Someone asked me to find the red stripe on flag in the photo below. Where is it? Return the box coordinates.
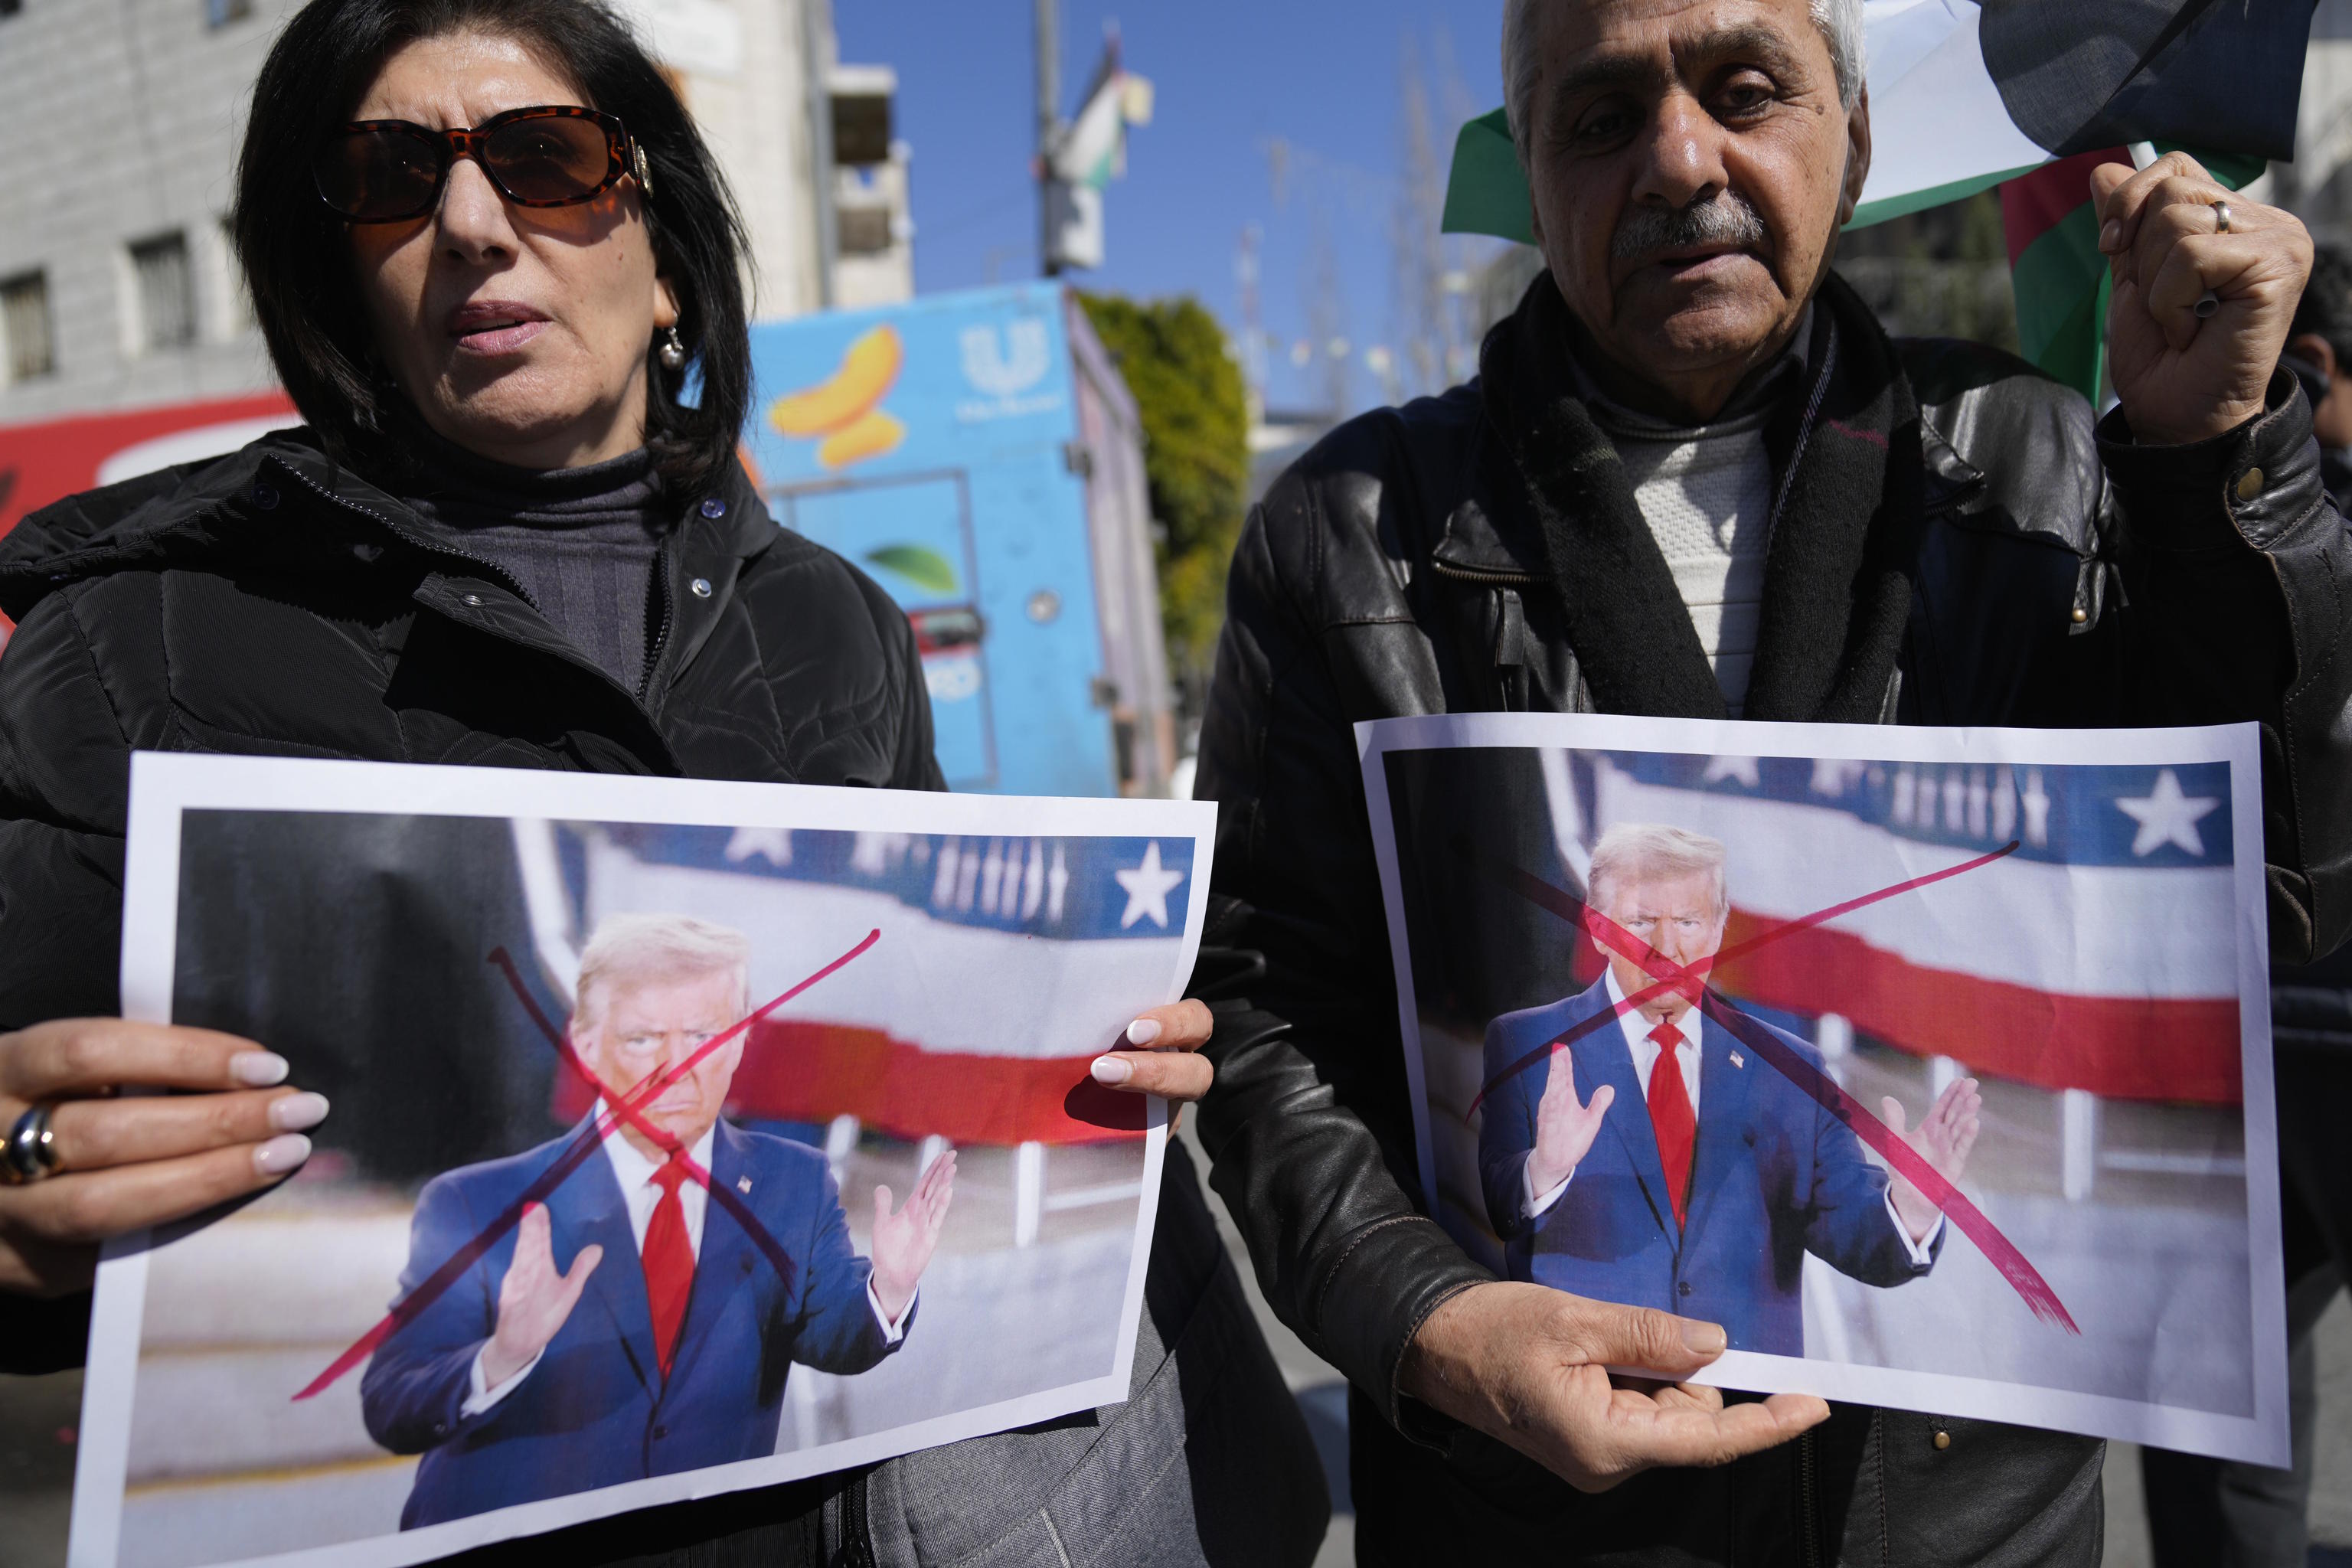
[554,1020,1149,1145]
[1712,912,2242,1105]
[1999,148,2127,268]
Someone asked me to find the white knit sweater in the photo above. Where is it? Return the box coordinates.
[1610,423,1772,715]
[1576,317,1808,717]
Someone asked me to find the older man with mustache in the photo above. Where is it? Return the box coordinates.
[1186,0,2352,1562]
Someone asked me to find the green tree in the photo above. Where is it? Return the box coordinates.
[1076,292,1249,695]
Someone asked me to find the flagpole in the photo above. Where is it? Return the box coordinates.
[1036,0,1063,278]
[2126,140,2220,325]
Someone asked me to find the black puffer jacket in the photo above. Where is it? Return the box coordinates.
[0,430,1329,1568]
[0,430,941,1037]
[1191,281,2352,1564]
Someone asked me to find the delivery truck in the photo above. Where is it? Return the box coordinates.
[742,283,1174,799]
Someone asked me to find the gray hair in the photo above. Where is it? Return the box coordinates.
[573,912,751,1024]
[1502,0,1864,164]
[1587,823,1730,919]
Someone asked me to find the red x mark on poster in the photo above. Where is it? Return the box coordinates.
[291,930,880,1402]
[1462,840,2079,1334]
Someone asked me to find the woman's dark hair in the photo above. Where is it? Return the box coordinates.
[232,0,750,497]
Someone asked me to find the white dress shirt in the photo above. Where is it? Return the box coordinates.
[462,1112,910,1416]
[608,1119,720,1254]
[1520,973,1944,1266]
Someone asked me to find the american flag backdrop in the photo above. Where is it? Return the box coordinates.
[1566,751,2242,1104]
[1362,718,2279,1455]
[521,822,1196,1144]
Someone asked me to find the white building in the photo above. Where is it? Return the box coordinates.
[2274,0,2352,243]
[826,62,916,309]
[0,0,913,426]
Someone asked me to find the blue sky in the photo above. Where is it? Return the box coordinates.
[835,0,1512,417]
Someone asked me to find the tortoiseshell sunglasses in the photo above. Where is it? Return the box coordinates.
[314,104,652,224]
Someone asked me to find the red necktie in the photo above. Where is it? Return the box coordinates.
[1647,1019,1697,1228]
[642,1155,695,1380]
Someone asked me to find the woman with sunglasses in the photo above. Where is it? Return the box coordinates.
[0,1,1325,1563]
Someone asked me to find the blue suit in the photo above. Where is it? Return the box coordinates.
[1478,976,1936,1356]
[361,1119,903,1528]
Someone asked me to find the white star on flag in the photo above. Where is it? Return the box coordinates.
[2115,769,2220,858]
[1808,759,1865,797]
[1702,755,1762,788]
[1114,841,1186,929]
[724,826,793,867]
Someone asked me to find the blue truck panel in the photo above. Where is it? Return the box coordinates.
[745,283,1160,798]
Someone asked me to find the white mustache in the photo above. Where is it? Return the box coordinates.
[1612,192,1769,261]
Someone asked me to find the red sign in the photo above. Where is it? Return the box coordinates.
[0,391,299,542]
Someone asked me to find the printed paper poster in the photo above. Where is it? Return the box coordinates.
[1358,713,2285,1463]
[70,756,1210,1568]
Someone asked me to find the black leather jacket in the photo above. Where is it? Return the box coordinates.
[1190,325,2352,1563]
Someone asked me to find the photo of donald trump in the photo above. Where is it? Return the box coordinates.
[360,913,955,1528]
[1477,825,1978,1357]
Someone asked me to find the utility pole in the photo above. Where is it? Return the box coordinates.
[1035,0,1063,276]
[1236,224,1266,427]
[804,0,839,309]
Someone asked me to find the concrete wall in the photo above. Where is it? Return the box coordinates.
[0,0,897,426]
[0,0,290,423]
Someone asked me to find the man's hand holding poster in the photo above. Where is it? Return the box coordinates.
[1359,713,2287,1465]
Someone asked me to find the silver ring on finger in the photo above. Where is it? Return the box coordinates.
[3,1102,59,1185]
[2194,201,2230,318]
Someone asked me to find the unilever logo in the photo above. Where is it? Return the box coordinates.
[960,319,1050,394]
[956,318,1060,421]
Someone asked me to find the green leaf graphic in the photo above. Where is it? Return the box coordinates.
[864,544,960,596]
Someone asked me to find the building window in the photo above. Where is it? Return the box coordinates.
[2,273,54,382]
[837,207,893,256]
[831,93,893,166]
[130,232,197,353]
[205,0,253,25]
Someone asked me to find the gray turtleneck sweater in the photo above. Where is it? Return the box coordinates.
[396,437,672,695]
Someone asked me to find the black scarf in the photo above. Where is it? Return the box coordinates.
[1479,269,1925,724]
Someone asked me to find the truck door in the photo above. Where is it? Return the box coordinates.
[774,472,996,790]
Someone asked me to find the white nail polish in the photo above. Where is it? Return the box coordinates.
[270,1093,330,1132]
[230,1051,291,1087]
[1090,1056,1133,1086]
[253,1133,312,1175]
[1125,1018,1162,1047]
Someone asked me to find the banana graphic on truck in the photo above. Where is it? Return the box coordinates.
[766,324,906,469]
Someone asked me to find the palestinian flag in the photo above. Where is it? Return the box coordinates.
[1998,145,2262,401]
[1442,0,2317,396]
[1041,36,1155,273]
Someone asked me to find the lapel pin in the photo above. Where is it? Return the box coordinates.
[737,1176,753,1194]
[1730,1050,1746,1069]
